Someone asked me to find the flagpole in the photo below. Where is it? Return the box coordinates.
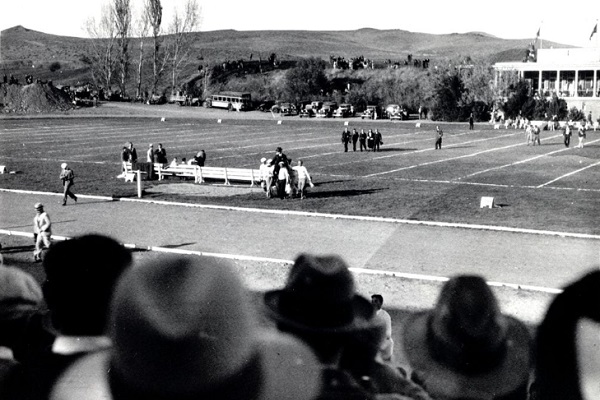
[540,20,543,50]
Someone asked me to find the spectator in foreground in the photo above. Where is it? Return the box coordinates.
[50,255,321,400]
[264,253,378,399]
[0,265,44,361]
[9,234,132,400]
[371,294,393,363]
[401,275,532,400]
[531,270,600,400]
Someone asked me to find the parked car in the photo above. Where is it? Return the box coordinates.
[257,101,276,112]
[148,94,167,105]
[332,104,353,118]
[389,109,409,120]
[271,102,297,115]
[299,108,315,118]
[316,108,332,118]
[361,105,381,119]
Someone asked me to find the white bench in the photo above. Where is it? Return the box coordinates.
[123,162,261,186]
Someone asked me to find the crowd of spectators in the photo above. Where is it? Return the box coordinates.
[0,233,598,399]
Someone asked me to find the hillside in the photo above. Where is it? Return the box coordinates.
[1,25,571,88]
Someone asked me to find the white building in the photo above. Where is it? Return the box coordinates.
[494,47,600,118]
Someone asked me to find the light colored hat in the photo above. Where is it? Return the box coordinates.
[261,157,267,163]
[34,203,44,210]
[50,255,321,400]
[0,266,43,319]
[60,163,68,169]
[149,143,153,147]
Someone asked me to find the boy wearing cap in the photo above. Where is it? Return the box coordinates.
[59,163,77,206]
[33,203,51,262]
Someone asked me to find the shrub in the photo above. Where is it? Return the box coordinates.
[49,62,62,72]
[568,107,585,121]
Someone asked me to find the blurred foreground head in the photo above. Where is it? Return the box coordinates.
[534,270,600,400]
[51,255,321,400]
[403,275,532,400]
[42,234,132,336]
[264,253,375,363]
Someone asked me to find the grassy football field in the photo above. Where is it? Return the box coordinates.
[1,103,599,235]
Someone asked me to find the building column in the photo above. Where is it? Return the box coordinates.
[538,70,543,94]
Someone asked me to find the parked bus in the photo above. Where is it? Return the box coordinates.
[207,92,252,111]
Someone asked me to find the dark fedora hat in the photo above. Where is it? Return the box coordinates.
[402,275,532,399]
[264,253,375,334]
[50,255,321,400]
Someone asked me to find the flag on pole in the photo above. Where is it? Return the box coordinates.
[590,23,598,40]
[536,27,541,39]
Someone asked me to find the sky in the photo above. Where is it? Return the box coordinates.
[1,0,600,48]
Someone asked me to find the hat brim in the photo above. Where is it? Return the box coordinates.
[264,290,375,334]
[50,331,321,400]
[402,311,532,399]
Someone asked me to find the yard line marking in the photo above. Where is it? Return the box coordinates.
[364,141,526,178]
[0,229,563,295]
[454,134,569,180]
[537,159,600,188]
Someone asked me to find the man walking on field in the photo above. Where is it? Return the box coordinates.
[33,203,51,262]
[59,163,77,206]
[435,126,443,149]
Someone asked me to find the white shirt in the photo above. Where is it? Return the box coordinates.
[292,165,311,181]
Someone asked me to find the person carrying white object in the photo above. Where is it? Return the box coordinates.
[292,159,314,200]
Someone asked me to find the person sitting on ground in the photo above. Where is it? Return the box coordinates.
[401,275,532,400]
[263,253,378,399]
[50,255,322,400]
[6,234,132,400]
[529,270,600,400]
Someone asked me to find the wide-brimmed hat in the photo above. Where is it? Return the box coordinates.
[50,255,321,400]
[0,266,43,319]
[264,253,375,334]
[402,275,532,399]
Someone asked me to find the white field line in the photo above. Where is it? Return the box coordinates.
[2,187,599,241]
[0,229,563,295]
[537,159,600,188]
[454,134,587,180]
[365,140,528,178]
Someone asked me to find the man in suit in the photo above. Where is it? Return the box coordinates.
[342,127,352,152]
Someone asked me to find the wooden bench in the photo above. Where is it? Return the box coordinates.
[122,162,261,186]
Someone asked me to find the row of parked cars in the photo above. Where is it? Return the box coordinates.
[257,100,409,120]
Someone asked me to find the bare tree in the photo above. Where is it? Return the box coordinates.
[167,0,201,95]
[86,4,118,96]
[132,4,150,100]
[145,0,168,95]
[113,0,131,97]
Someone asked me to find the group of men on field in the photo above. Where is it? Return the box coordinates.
[342,127,383,152]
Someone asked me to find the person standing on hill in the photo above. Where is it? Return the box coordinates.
[352,129,359,151]
[342,127,351,152]
[33,203,52,262]
[59,163,77,206]
[435,126,443,149]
